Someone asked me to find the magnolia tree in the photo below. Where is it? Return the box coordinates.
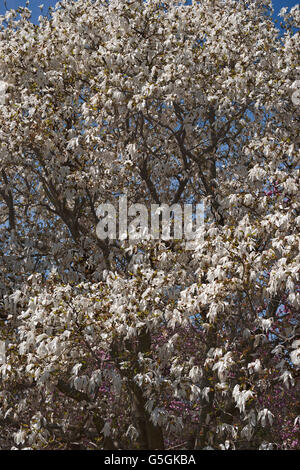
[0,0,299,450]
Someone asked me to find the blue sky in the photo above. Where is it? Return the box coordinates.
[1,0,55,21]
[0,0,299,23]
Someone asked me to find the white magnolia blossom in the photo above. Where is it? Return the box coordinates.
[290,340,300,366]
[258,409,274,427]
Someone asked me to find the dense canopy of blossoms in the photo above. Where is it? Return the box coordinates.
[0,0,299,450]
